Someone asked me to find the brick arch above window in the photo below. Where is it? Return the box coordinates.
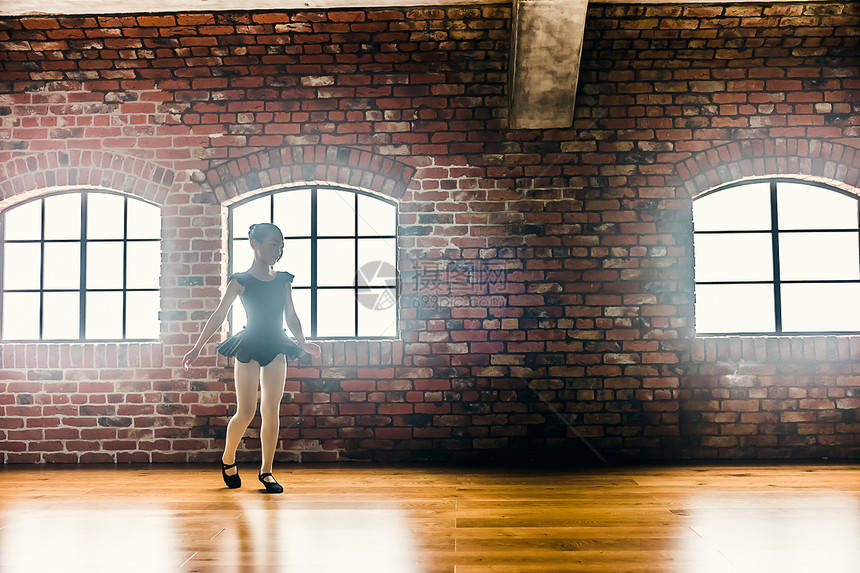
[203,145,417,204]
[0,150,175,210]
[674,138,860,198]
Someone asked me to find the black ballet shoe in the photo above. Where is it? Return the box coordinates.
[221,461,241,489]
[258,472,283,494]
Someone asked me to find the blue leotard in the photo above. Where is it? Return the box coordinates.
[216,271,309,366]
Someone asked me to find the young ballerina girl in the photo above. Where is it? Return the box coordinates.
[182,222,321,493]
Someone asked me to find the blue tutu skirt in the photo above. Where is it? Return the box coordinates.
[217,328,309,367]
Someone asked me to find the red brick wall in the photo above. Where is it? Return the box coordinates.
[1,3,858,464]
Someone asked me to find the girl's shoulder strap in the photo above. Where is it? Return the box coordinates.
[228,272,248,286]
[277,270,295,284]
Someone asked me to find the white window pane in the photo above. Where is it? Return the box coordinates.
[286,287,311,338]
[693,233,773,282]
[274,189,311,238]
[2,292,40,340]
[781,284,860,332]
[358,288,397,337]
[317,189,356,237]
[85,291,122,339]
[126,200,160,240]
[693,183,771,232]
[230,298,248,332]
[779,232,860,281]
[125,291,159,339]
[86,242,124,289]
[87,193,125,239]
[317,288,355,337]
[358,194,396,237]
[43,292,79,339]
[44,194,81,240]
[43,242,81,290]
[357,239,397,287]
[778,182,859,230]
[695,284,775,334]
[232,197,270,240]
[228,188,398,340]
[2,243,41,290]
[230,239,254,274]
[318,239,355,286]
[275,239,310,287]
[3,199,41,240]
[126,241,160,289]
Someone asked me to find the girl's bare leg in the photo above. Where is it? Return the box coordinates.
[222,358,261,475]
[259,353,287,479]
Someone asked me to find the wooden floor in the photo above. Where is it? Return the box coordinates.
[0,463,858,572]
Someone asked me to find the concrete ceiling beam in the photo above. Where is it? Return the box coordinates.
[508,0,588,130]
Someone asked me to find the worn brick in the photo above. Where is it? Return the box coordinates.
[0,3,856,465]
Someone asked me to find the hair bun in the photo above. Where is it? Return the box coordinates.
[248,222,282,241]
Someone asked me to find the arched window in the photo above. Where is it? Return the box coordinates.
[693,179,860,335]
[0,190,161,341]
[228,185,398,339]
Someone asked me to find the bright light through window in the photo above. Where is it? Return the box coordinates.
[0,191,161,341]
[693,180,860,335]
[679,494,860,572]
[0,507,182,570]
[228,186,398,339]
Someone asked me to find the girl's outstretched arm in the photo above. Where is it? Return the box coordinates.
[182,278,243,370]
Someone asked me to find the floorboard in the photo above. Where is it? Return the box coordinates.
[0,462,858,572]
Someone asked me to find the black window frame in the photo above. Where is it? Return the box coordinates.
[0,189,161,342]
[227,185,399,340]
[693,178,860,336]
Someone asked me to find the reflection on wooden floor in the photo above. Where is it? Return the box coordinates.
[1,463,859,572]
